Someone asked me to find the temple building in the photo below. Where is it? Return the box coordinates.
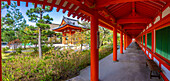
[53,16,89,44]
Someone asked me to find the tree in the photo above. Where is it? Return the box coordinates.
[68,21,91,51]
[99,26,113,47]
[1,1,9,9]
[2,2,26,30]
[26,5,53,58]
[1,2,27,45]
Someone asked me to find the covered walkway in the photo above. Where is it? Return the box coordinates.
[68,42,161,81]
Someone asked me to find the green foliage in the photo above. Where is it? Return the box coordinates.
[42,45,50,53]
[2,2,26,30]
[26,4,53,58]
[2,29,17,42]
[36,23,50,29]
[16,47,22,54]
[1,1,9,9]
[2,44,113,81]
[2,47,9,53]
[33,47,38,53]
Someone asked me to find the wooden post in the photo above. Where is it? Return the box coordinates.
[113,27,117,61]
[62,32,66,44]
[69,30,72,44]
[0,1,2,80]
[145,33,147,47]
[124,34,126,50]
[142,34,143,46]
[120,31,123,54]
[152,29,155,53]
[90,11,99,81]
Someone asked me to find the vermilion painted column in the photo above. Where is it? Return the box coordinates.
[120,31,123,54]
[113,27,117,61]
[69,30,72,44]
[126,35,128,48]
[142,34,143,46]
[145,33,147,47]
[151,29,154,53]
[62,32,66,44]
[90,12,99,81]
[0,1,2,81]
[124,34,126,50]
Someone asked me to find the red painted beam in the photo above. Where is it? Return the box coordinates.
[50,0,57,10]
[17,0,20,6]
[95,0,169,8]
[123,26,146,29]
[117,18,152,24]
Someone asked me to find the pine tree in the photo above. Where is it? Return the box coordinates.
[26,5,53,58]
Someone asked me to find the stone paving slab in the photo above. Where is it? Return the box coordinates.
[67,42,162,81]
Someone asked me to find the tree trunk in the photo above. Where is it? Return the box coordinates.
[80,42,83,51]
[38,28,42,58]
[24,43,26,49]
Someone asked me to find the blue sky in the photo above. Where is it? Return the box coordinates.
[1,1,80,26]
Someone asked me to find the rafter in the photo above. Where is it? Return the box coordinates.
[95,0,169,8]
[101,8,116,22]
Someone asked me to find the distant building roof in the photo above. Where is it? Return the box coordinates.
[52,16,88,31]
[46,23,60,31]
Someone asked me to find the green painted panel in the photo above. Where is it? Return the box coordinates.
[156,26,170,60]
[156,29,162,55]
[168,26,170,60]
[143,35,145,45]
[147,33,152,49]
[162,28,167,58]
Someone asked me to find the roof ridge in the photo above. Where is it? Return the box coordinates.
[63,16,78,21]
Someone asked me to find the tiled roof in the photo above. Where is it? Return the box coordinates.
[52,16,88,30]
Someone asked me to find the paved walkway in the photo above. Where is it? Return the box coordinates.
[68,42,161,81]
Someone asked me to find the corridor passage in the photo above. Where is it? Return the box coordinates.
[69,42,161,81]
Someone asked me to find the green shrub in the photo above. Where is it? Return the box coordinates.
[2,44,113,81]
[2,47,9,53]
[33,47,38,52]
[42,45,50,53]
[16,47,22,54]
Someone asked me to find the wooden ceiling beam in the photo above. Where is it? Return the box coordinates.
[117,18,152,24]
[123,26,145,29]
[95,0,169,8]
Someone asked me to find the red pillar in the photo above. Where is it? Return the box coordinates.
[142,34,143,46]
[124,34,126,50]
[145,33,147,47]
[90,12,99,81]
[0,1,2,81]
[151,29,154,53]
[62,32,66,44]
[120,31,123,54]
[126,35,128,48]
[69,30,72,44]
[113,27,117,61]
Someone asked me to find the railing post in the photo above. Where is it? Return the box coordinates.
[90,11,99,81]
